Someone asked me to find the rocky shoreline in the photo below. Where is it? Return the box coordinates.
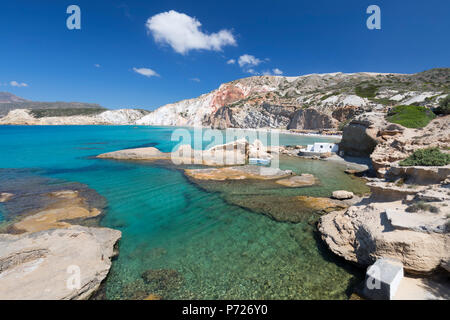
[0,182,121,300]
[318,113,450,299]
[1,113,448,300]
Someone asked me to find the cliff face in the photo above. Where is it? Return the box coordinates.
[287,108,338,130]
[137,69,449,130]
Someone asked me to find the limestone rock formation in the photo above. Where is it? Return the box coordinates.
[0,226,121,300]
[371,115,450,176]
[339,112,387,157]
[98,139,275,166]
[319,201,449,274]
[97,146,168,161]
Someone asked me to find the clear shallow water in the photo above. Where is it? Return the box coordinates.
[0,125,364,299]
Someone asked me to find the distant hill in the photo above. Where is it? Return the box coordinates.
[0,92,107,116]
[0,92,28,104]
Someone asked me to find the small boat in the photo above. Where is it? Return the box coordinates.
[249,158,271,165]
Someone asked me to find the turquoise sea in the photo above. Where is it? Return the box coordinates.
[0,125,366,299]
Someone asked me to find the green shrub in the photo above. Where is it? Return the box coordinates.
[387,105,436,128]
[355,84,378,98]
[30,108,106,118]
[399,147,450,166]
[406,201,439,213]
[434,95,450,115]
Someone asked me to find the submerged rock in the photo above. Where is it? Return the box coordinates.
[141,269,184,291]
[185,165,293,181]
[0,192,13,203]
[12,189,102,233]
[275,174,318,187]
[0,225,121,300]
[144,293,163,300]
[228,194,348,223]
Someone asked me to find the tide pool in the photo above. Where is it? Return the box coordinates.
[0,125,364,299]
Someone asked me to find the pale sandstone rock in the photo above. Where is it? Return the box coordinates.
[332,190,354,200]
[366,180,425,202]
[385,209,448,234]
[97,147,168,161]
[97,139,274,166]
[0,226,121,300]
[371,115,450,177]
[318,201,450,274]
[385,165,450,185]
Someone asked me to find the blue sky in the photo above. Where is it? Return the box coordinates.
[0,0,449,110]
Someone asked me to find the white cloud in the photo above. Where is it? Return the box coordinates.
[226,59,235,64]
[238,54,262,68]
[146,10,236,54]
[10,81,28,87]
[262,68,284,76]
[133,67,160,77]
[94,64,101,68]
[190,77,201,82]
[247,69,258,75]
[272,68,283,75]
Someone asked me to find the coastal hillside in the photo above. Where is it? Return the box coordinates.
[0,93,150,125]
[1,68,448,127]
[0,92,28,104]
[0,94,108,117]
[136,68,450,129]
[0,108,149,125]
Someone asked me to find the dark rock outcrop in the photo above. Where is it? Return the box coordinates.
[287,108,338,130]
[339,113,386,157]
[331,105,364,122]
